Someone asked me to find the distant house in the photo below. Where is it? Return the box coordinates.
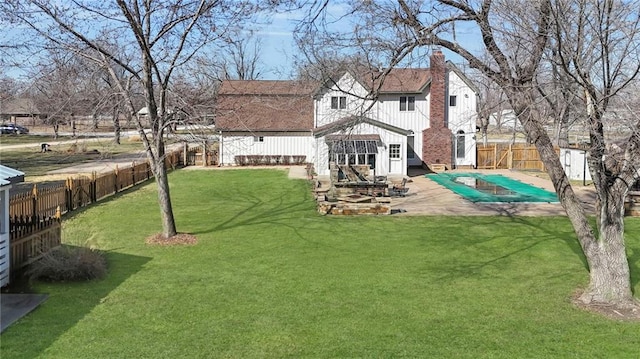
[214,50,480,176]
[1,98,43,126]
[0,165,25,287]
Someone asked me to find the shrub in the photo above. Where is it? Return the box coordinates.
[247,155,263,166]
[292,155,307,165]
[234,155,248,166]
[26,245,107,282]
[267,155,282,165]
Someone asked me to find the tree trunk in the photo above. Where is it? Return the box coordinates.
[92,109,99,130]
[510,90,634,305]
[580,185,633,304]
[146,137,177,239]
[112,107,121,145]
[554,115,570,148]
[153,158,178,239]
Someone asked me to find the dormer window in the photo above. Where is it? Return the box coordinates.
[400,96,415,111]
[331,96,347,109]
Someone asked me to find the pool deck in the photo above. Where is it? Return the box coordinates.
[389,168,595,216]
[198,165,595,217]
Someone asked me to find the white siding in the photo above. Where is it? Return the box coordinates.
[0,186,10,287]
[374,93,428,166]
[220,134,315,166]
[313,121,407,176]
[447,71,478,167]
[315,73,372,127]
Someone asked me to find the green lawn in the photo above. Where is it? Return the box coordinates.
[3,169,640,358]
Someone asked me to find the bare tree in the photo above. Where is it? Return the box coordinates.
[548,0,640,305]
[0,75,25,122]
[28,50,84,139]
[473,68,509,145]
[5,0,281,239]
[221,33,265,80]
[299,0,640,310]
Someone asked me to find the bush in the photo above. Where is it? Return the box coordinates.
[292,155,307,165]
[26,245,107,282]
[234,155,247,166]
[247,155,263,166]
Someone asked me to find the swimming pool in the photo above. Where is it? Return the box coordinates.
[426,172,558,203]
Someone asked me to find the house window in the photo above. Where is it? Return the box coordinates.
[389,144,401,158]
[254,136,264,142]
[400,96,415,111]
[367,154,376,169]
[328,139,379,168]
[456,130,465,158]
[331,96,347,109]
[449,95,457,107]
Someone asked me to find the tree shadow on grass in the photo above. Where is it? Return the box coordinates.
[0,249,151,358]
[426,215,588,283]
[192,181,317,238]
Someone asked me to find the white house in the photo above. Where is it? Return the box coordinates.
[312,50,479,176]
[215,50,479,177]
[0,165,24,287]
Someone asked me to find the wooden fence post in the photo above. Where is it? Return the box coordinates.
[131,162,136,185]
[91,171,97,203]
[65,177,73,212]
[31,184,38,218]
[114,165,119,193]
[183,142,188,166]
[508,144,513,169]
[493,144,498,170]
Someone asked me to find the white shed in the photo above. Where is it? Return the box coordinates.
[0,165,25,287]
[560,148,592,182]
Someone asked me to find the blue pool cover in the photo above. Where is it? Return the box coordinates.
[426,172,559,203]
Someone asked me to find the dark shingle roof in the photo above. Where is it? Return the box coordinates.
[215,80,314,132]
[364,68,431,93]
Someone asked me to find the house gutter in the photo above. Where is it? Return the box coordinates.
[218,130,223,166]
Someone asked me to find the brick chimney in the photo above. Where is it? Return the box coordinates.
[422,50,452,169]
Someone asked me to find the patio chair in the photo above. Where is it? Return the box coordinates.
[389,178,409,197]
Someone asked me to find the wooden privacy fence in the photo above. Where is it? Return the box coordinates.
[8,147,184,275]
[9,148,182,219]
[477,143,559,171]
[10,216,62,272]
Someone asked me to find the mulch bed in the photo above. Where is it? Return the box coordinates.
[145,233,198,246]
[572,290,640,321]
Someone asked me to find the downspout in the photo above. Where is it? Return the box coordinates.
[218,130,223,166]
[583,150,587,186]
[314,95,319,174]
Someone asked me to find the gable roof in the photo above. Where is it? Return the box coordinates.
[365,68,431,93]
[316,68,432,96]
[317,63,481,97]
[313,115,413,138]
[446,61,480,95]
[215,80,315,132]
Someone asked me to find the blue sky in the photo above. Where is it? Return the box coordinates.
[254,7,481,80]
[1,4,481,82]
